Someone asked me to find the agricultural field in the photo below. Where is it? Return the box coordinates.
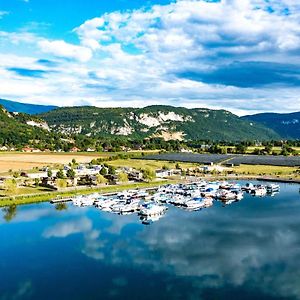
[0,152,110,174]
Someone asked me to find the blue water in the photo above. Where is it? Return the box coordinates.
[1,181,300,300]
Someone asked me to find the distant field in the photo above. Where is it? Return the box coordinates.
[0,152,108,173]
[233,164,298,176]
[107,159,197,171]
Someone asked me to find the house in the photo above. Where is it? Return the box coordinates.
[70,147,80,153]
[0,146,8,151]
[22,147,34,153]
[86,148,95,152]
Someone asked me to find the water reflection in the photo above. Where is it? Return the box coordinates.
[54,203,68,211]
[1,182,300,299]
[2,205,17,222]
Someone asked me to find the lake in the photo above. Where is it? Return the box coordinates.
[1,181,300,300]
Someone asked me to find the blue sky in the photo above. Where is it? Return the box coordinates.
[0,0,300,115]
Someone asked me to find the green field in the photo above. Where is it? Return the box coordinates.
[233,164,299,176]
[107,159,197,171]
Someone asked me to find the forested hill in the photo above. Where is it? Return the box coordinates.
[0,98,57,114]
[38,105,280,141]
[242,112,300,139]
[0,106,63,148]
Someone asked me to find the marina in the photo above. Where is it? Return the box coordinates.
[64,180,282,224]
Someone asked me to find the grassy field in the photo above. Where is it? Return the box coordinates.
[233,164,299,176]
[107,159,198,171]
[0,186,54,197]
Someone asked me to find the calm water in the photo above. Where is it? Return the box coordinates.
[1,181,300,300]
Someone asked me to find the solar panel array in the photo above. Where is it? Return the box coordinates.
[141,153,300,167]
[141,153,232,164]
[226,155,300,167]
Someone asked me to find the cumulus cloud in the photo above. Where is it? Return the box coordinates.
[1,0,300,114]
[38,40,93,62]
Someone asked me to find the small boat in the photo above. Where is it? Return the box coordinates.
[183,197,213,210]
[266,184,280,193]
[73,195,95,207]
[242,183,254,191]
[140,212,166,225]
[139,203,168,216]
[252,186,267,197]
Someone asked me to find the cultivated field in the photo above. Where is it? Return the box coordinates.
[0,152,107,173]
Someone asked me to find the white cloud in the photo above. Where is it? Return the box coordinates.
[38,39,93,62]
[0,0,300,114]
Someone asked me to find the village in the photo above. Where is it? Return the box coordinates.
[0,156,231,197]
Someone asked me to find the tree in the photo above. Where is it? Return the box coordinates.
[3,179,17,193]
[56,169,65,179]
[108,166,116,175]
[100,167,108,176]
[66,168,76,179]
[118,172,129,183]
[142,168,156,181]
[34,178,40,187]
[56,179,67,189]
[96,174,108,185]
[47,169,53,177]
[175,163,181,169]
[235,144,247,154]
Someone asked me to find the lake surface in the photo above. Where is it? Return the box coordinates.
[1,181,300,300]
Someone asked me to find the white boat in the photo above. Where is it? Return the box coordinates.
[252,186,267,197]
[266,184,280,193]
[97,198,119,210]
[183,197,213,210]
[140,212,166,225]
[242,183,254,191]
[139,203,168,216]
[111,200,140,214]
[73,195,95,207]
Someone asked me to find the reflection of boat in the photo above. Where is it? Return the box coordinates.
[139,203,168,216]
[266,184,280,193]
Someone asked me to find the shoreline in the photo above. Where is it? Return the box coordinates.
[1,175,299,208]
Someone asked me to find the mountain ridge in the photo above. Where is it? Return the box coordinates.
[0,98,57,114]
[38,105,280,141]
[242,111,300,139]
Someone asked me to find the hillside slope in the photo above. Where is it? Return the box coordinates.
[242,112,300,139]
[0,106,62,148]
[39,105,280,141]
[0,98,57,114]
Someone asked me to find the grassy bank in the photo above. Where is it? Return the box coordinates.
[0,180,177,207]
